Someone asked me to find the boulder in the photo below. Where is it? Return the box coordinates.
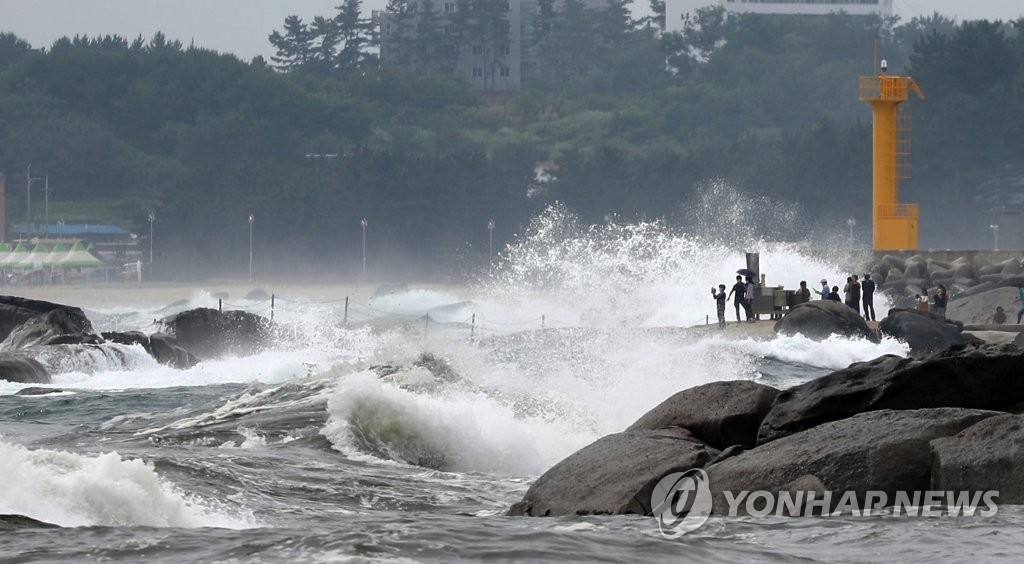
[626,380,779,449]
[943,286,1018,325]
[707,408,999,515]
[159,308,272,359]
[15,387,63,396]
[878,309,978,358]
[0,357,49,384]
[102,331,199,369]
[757,343,1024,444]
[0,297,94,351]
[930,414,1024,503]
[507,428,717,516]
[773,300,877,342]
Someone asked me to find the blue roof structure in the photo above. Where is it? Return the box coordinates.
[14,224,130,236]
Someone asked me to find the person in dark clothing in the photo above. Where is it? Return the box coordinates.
[712,284,727,329]
[993,306,1007,325]
[744,276,756,322]
[933,284,948,319]
[828,285,841,302]
[727,275,746,322]
[862,273,876,321]
[849,274,861,315]
[797,280,811,303]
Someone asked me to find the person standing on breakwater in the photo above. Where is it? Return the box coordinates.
[993,306,1007,325]
[862,274,876,321]
[1017,284,1024,324]
[814,279,830,300]
[828,286,842,302]
[933,284,948,319]
[744,276,756,322]
[849,275,862,315]
[712,284,727,329]
[797,281,811,303]
[727,275,746,323]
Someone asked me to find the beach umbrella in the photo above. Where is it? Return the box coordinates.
[60,241,105,268]
[0,242,29,268]
[43,242,69,267]
[17,243,49,271]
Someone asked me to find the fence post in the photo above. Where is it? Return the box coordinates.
[344,296,349,325]
[271,294,275,322]
[423,314,429,337]
[542,314,545,330]
[706,314,709,325]
[218,299,222,313]
[471,313,475,340]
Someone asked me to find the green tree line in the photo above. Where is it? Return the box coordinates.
[0,9,1022,280]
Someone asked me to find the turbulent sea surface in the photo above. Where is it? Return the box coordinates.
[0,208,1016,562]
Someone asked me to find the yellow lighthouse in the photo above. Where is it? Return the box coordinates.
[859,61,924,250]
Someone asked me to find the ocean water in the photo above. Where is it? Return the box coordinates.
[0,207,1013,562]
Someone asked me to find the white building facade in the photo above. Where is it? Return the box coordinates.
[667,0,894,33]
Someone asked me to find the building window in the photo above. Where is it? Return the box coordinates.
[472,45,483,55]
[445,1,456,12]
[501,44,510,56]
[472,67,482,77]
[385,23,391,36]
[500,66,510,77]
[445,23,456,34]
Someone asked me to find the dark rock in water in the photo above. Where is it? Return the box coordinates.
[508,428,717,517]
[773,300,877,342]
[0,297,94,350]
[878,309,978,358]
[0,357,49,384]
[757,343,1024,444]
[708,409,998,515]
[0,514,60,529]
[931,415,1024,504]
[15,386,62,396]
[244,288,271,301]
[102,331,199,369]
[626,380,779,450]
[159,308,272,360]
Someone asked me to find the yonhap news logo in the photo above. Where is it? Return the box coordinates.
[651,471,999,538]
[650,469,713,539]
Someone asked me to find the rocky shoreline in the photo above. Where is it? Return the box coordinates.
[509,295,1024,518]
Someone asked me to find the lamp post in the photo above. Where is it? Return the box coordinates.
[990,224,1000,251]
[25,164,41,237]
[487,219,495,272]
[43,175,50,237]
[58,219,64,239]
[360,218,368,279]
[847,217,856,248]
[148,212,155,264]
[248,214,254,282]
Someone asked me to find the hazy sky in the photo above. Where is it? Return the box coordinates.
[2,0,1023,62]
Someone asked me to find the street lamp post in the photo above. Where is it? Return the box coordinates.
[990,224,1000,251]
[58,219,64,239]
[25,164,41,237]
[148,212,155,264]
[487,219,495,272]
[360,218,368,279]
[43,175,50,237]
[248,214,254,282]
[847,217,856,247]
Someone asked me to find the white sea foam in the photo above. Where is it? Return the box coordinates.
[0,437,256,528]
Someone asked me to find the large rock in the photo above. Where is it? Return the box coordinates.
[507,428,717,516]
[707,409,999,515]
[626,380,779,449]
[102,331,199,369]
[930,415,1024,503]
[159,308,272,359]
[757,343,1024,444]
[878,309,978,358]
[773,300,876,342]
[0,297,95,351]
[944,286,1018,326]
[0,357,49,384]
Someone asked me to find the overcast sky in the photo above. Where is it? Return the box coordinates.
[2,0,1022,62]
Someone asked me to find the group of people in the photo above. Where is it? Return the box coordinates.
[914,285,949,318]
[810,274,878,321]
[711,275,757,329]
